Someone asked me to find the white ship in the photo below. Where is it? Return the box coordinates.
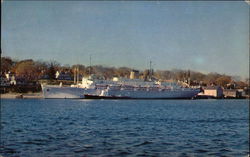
[41,78,93,99]
[42,85,88,99]
[41,77,114,99]
[42,77,200,99]
[41,58,112,99]
[42,63,200,99]
[84,78,201,99]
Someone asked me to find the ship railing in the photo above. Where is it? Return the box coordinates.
[103,84,185,92]
[95,84,109,89]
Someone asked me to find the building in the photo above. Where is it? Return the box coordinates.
[5,72,16,85]
[0,75,10,86]
[55,71,73,80]
[202,86,223,98]
[130,70,140,79]
[223,89,242,98]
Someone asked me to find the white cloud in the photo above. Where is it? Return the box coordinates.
[245,0,250,5]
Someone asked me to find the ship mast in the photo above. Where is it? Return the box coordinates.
[187,69,191,86]
[89,55,92,76]
[74,67,76,84]
[76,66,79,84]
[149,60,152,81]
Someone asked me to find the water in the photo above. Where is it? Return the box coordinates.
[0,99,249,157]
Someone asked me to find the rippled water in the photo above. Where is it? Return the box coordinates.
[0,99,249,157]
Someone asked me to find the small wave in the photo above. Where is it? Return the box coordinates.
[46,135,56,140]
[135,153,148,156]
[219,148,231,152]
[22,138,50,146]
[212,139,222,142]
[126,132,138,136]
[83,144,94,148]
[102,141,114,146]
[89,116,97,120]
[178,152,190,157]
[13,129,22,133]
[0,147,17,154]
[68,122,74,125]
[116,150,131,155]
[74,149,87,153]
[134,141,153,147]
[175,118,243,124]
[55,136,67,140]
[215,133,227,137]
[52,121,59,125]
[44,147,59,152]
[161,142,174,146]
[63,117,70,120]
[1,121,8,125]
[22,141,45,146]
[195,149,209,153]
[122,117,129,120]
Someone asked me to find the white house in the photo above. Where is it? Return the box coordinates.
[200,86,223,98]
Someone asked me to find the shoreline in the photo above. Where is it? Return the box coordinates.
[1,93,43,99]
[0,92,249,99]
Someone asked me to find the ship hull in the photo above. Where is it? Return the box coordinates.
[41,85,96,99]
[85,89,200,99]
[84,95,195,99]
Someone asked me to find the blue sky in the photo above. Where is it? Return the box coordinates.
[2,1,249,78]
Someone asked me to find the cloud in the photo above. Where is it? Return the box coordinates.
[245,0,250,5]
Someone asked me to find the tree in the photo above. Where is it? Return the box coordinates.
[116,67,131,78]
[14,59,39,80]
[1,57,14,74]
[215,76,232,87]
[48,63,56,80]
[190,71,206,82]
[235,81,248,89]
[204,72,222,86]
[155,70,172,80]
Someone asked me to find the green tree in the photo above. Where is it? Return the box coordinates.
[48,63,56,80]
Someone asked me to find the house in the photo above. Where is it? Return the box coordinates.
[55,71,73,81]
[130,70,140,79]
[223,89,242,98]
[0,75,10,86]
[5,72,17,85]
[40,74,50,80]
[202,86,224,98]
[239,88,250,98]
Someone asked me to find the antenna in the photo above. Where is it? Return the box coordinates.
[89,55,92,76]
[149,60,152,80]
[150,61,152,71]
[77,66,79,84]
[188,70,191,86]
[74,67,76,84]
